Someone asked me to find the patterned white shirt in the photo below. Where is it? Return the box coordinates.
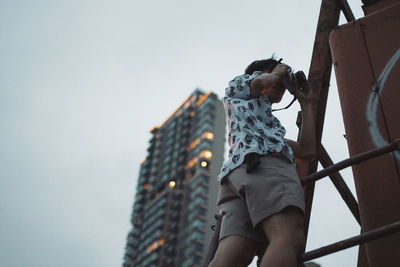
[218,71,295,181]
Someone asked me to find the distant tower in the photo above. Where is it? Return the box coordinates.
[123,89,226,267]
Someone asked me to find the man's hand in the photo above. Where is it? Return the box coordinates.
[272,63,290,79]
[250,63,290,98]
[287,79,319,161]
[295,79,319,111]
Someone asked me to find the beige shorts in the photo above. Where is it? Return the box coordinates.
[217,154,305,243]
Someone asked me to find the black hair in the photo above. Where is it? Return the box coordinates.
[244,56,281,75]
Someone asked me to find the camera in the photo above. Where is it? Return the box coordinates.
[271,61,311,112]
[284,70,310,97]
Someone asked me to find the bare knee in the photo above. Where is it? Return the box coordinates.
[278,228,305,254]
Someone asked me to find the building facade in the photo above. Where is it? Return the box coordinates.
[123,89,226,267]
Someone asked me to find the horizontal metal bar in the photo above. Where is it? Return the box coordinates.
[301,139,400,186]
[318,144,361,225]
[300,221,400,262]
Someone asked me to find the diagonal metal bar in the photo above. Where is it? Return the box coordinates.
[300,221,400,262]
[318,144,361,225]
[302,139,400,186]
[338,0,356,22]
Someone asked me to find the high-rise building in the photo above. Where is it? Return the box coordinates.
[123,89,226,267]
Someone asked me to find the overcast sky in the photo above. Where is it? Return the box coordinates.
[0,1,366,266]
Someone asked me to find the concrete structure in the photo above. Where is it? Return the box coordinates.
[123,89,225,267]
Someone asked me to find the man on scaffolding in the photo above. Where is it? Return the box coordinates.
[209,57,318,267]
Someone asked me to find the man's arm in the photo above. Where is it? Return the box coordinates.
[287,85,319,161]
[249,64,289,97]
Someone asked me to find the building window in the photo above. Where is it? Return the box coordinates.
[146,238,164,254]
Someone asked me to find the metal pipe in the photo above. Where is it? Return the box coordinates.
[318,144,361,225]
[302,139,400,186]
[300,221,400,262]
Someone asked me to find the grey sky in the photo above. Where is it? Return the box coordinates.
[0,0,364,266]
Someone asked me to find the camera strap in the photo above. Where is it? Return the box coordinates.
[272,95,297,112]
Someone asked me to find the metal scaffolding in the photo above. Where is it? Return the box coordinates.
[204,140,400,265]
[204,0,400,266]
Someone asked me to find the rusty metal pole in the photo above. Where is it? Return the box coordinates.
[300,221,400,263]
[318,144,361,225]
[302,139,400,186]
[338,0,355,22]
[299,0,340,238]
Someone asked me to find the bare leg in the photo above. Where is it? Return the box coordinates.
[259,207,305,267]
[208,235,258,267]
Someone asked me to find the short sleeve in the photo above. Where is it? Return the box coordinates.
[225,71,262,99]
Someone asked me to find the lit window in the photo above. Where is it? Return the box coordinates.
[146,238,164,254]
[185,157,198,168]
[187,138,200,150]
[196,92,212,106]
[202,131,214,140]
[144,183,149,190]
[168,181,176,188]
[199,150,213,159]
